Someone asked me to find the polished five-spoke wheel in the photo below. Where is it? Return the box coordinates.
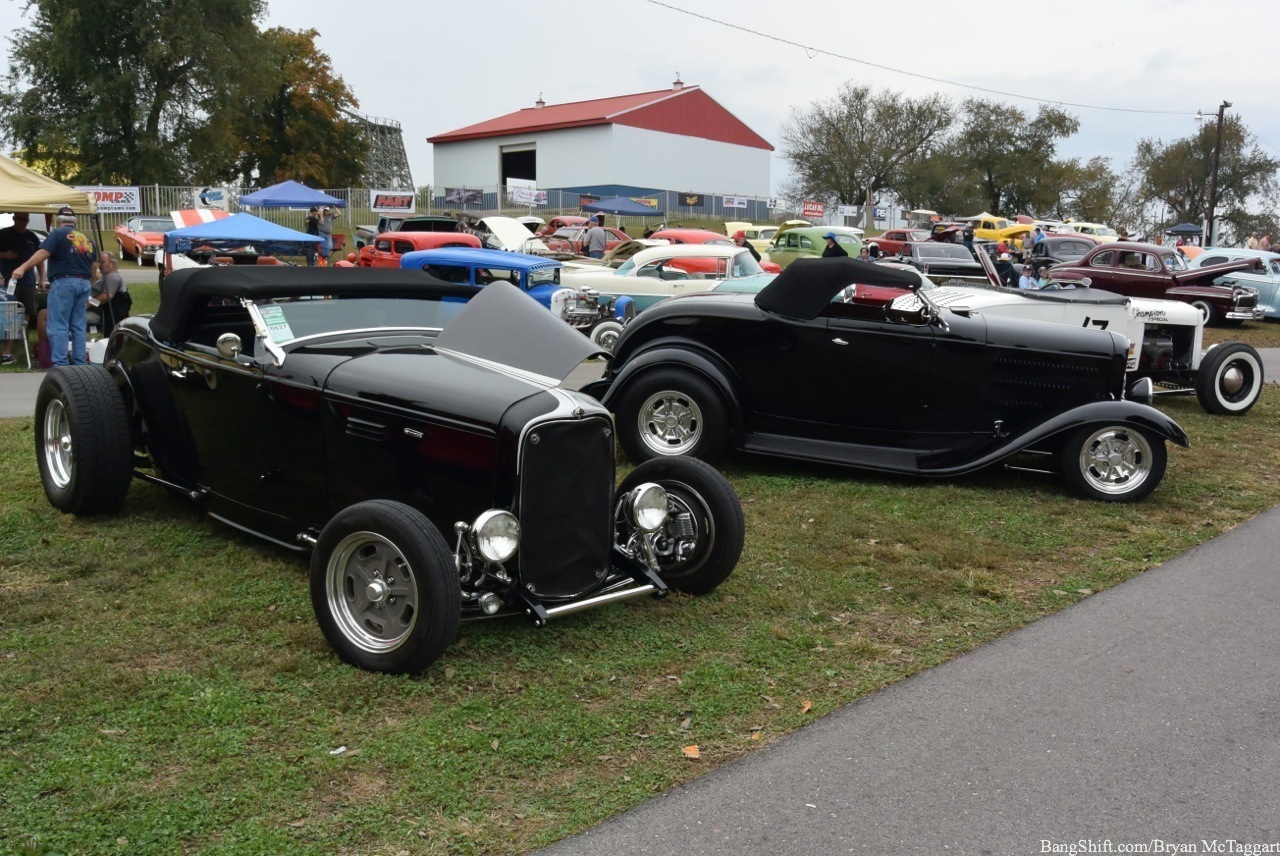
[1061,423,1167,502]
[616,370,727,463]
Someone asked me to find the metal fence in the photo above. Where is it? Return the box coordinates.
[88,185,790,243]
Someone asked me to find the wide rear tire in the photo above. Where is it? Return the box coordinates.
[310,500,460,674]
[1195,342,1263,415]
[616,457,743,595]
[34,366,133,515]
[1059,423,1167,502]
[615,370,728,464]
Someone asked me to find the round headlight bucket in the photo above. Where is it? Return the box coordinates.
[473,510,520,563]
[630,483,669,532]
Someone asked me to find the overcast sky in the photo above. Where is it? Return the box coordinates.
[4,0,1279,196]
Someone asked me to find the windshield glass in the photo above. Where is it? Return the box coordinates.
[1163,253,1189,272]
[916,244,973,260]
[251,295,469,346]
[139,219,175,232]
[730,250,764,277]
[529,268,560,287]
[551,228,580,240]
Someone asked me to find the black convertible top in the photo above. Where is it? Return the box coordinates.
[755,257,920,320]
[152,266,479,343]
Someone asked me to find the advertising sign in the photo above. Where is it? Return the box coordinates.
[802,200,825,220]
[197,187,231,211]
[507,187,548,206]
[836,205,858,218]
[680,193,704,206]
[370,191,415,214]
[579,194,600,207]
[444,187,483,206]
[74,186,140,214]
[628,197,659,209]
[874,207,887,220]
[723,195,748,209]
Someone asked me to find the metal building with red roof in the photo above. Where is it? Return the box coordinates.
[427,79,773,202]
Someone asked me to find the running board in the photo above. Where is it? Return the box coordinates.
[745,433,920,472]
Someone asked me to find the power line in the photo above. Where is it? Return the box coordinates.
[642,0,1193,117]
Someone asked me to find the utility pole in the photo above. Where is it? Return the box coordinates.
[1204,100,1231,247]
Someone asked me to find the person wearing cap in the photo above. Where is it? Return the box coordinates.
[10,206,99,366]
[583,217,608,259]
[732,229,761,263]
[821,231,848,258]
[304,207,320,266]
[0,213,45,365]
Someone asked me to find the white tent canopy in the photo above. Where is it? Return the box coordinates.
[0,153,97,216]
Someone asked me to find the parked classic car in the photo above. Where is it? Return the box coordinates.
[562,244,775,312]
[353,215,461,249]
[1049,241,1264,326]
[767,226,863,268]
[1025,235,1100,268]
[356,230,482,267]
[543,225,630,256]
[400,247,627,350]
[648,228,734,246]
[583,257,1189,502]
[34,267,744,674]
[1062,221,1121,242]
[1186,247,1280,320]
[535,215,591,237]
[896,241,987,282]
[723,222,778,253]
[957,213,1032,245]
[114,216,175,265]
[865,228,931,257]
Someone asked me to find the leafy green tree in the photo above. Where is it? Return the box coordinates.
[202,27,366,187]
[0,0,266,184]
[780,83,954,228]
[1131,117,1280,243]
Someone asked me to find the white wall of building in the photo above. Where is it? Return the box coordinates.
[432,124,770,196]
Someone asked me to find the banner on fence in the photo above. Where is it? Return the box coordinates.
[578,194,600,207]
[723,195,748,209]
[195,187,233,211]
[680,193,704,206]
[370,191,415,214]
[628,197,659,209]
[802,200,825,220]
[75,186,140,213]
[836,205,858,218]
[507,187,548,206]
[444,187,483,206]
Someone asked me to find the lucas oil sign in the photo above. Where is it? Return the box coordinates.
[74,186,141,214]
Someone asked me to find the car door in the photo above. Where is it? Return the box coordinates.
[1109,249,1164,298]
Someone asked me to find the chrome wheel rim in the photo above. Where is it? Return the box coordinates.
[595,325,621,352]
[326,531,418,654]
[637,390,703,456]
[1078,428,1153,496]
[43,399,73,489]
[1217,354,1260,407]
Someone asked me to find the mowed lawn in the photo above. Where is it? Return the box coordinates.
[3,300,1280,853]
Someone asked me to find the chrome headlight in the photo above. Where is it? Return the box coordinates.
[472,510,520,563]
[629,483,669,532]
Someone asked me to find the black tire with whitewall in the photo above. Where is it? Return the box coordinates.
[616,457,743,595]
[590,320,624,352]
[1195,342,1263,415]
[615,369,728,464]
[310,500,460,674]
[1189,298,1221,327]
[1059,423,1167,502]
[34,366,133,515]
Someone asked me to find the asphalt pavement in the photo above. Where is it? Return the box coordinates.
[543,503,1280,855]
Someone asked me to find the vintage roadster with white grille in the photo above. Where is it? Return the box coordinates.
[34,267,743,674]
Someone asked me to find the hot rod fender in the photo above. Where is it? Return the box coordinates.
[583,344,747,441]
[919,400,1189,476]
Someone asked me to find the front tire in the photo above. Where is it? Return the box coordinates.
[1059,424,1167,502]
[1189,298,1221,327]
[616,457,743,595]
[1196,342,1264,415]
[34,366,133,515]
[590,320,624,352]
[616,370,728,463]
[310,500,460,674]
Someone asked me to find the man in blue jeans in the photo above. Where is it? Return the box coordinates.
[9,206,99,366]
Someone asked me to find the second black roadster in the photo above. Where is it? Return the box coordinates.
[584,257,1190,502]
[34,267,744,674]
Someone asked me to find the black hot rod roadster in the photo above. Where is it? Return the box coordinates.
[34,267,744,674]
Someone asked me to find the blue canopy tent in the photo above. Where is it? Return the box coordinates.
[238,180,346,208]
[164,212,321,256]
[580,196,665,218]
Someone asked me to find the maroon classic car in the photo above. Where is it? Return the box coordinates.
[866,228,931,256]
[1049,242,1263,326]
[543,225,629,255]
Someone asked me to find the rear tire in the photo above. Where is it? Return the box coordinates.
[310,500,460,674]
[590,320,624,352]
[615,370,728,464]
[1195,342,1263,415]
[34,366,133,515]
[1059,423,1167,502]
[616,457,743,595]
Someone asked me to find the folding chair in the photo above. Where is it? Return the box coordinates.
[2,300,32,369]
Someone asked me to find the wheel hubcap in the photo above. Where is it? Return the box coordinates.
[638,391,702,456]
[43,399,73,489]
[1079,428,1152,495]
[326,532,418,653]
[1221,364,1245,395]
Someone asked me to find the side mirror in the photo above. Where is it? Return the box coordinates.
[216,332,242,360]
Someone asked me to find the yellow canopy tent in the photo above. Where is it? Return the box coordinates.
[0,153,97,216]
